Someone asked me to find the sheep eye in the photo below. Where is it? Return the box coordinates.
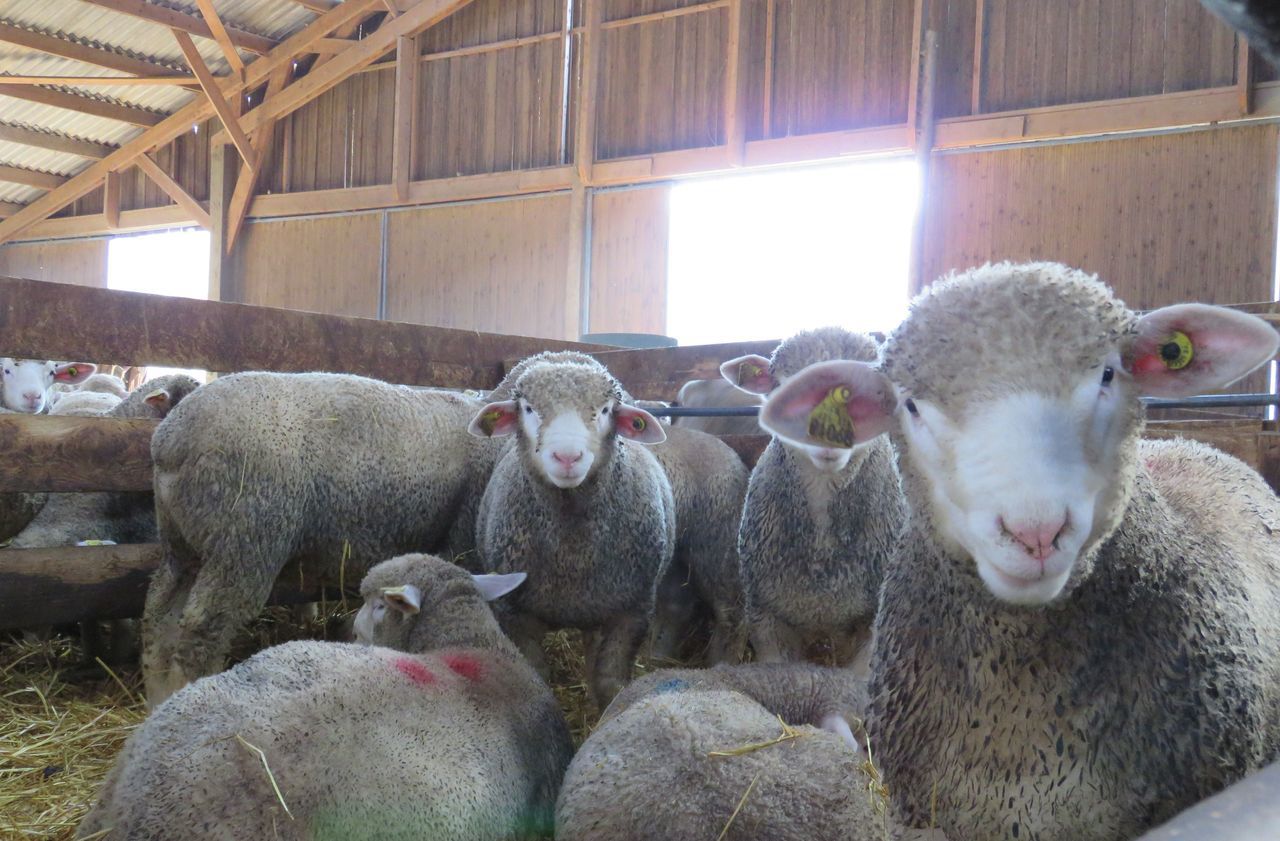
[904,398,918,416]
[1101,366,1115,386]
[601,406,609,415]
[524,405,533,414]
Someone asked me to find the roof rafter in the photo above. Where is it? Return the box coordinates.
[0,0,384,244]
[0,20,176,76]
[0,164,68,190]
[0,83,165,126]
[135,152,211,228]
[192,0,245,74]
[172,29,256,170]
[0,201,24,218]
[0,122,116,158]
[288,0,341,13]
[77,0,276,55]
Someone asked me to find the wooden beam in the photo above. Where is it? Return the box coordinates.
[193,0,246,74]
[565,183,588,340]
[135,153,213,229]
[1239,38,1255,115]
[0,75,199,86]
[761,0,775,137]
[600,0,726,29]
[0,122,114,159]
[575,0,603,184]
[236,0,478,136]
[103,170,120,228]
[24,204,196,239]
[586,340,780,401]
[0,83,164,126]
[0,415,154,493]
[172,29,257,171]
[0,201,23,218]
[0,0,383,245]
[77,0,277,55]
[0,543,350,629]
[0,21,174,76]
[906,0,926,134]
[0,274,606,388]
[226,70,290,254]
[208,142,235,299]
[391,34,418,201]
[972,0,987,115]
[908,30,938,296]
[0,164,67,190]
[289,0,341,12]
[723,0,747,164]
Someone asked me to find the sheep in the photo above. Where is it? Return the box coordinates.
[668,378,762,435]
[51,371,130,402]
[0,358,95,413]
[142,372,507,705]
[469,354,675,707]
[78,553,573,841]
[720,327,904,668]
[555,686,886,841]
[48,389,122,416]
[760,261,1280,841]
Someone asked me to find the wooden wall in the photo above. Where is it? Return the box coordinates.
[229,214,382,318]
[588,185,670,334]
[919,124,1279,309]
[0,239,108,287]
[385,193,575,339]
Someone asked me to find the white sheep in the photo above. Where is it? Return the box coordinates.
[669,378,762,435]
[78,553,573,840]
[761,262,1280,840]
[469,354,675,707]
[142,372,507,705]
[0,358,95,413]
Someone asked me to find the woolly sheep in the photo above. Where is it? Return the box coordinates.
[78,553,573,841]
[669,378,762,435]
[469,354,675,707]
[760,262,1280,840]
[0,358,96,413]
[51,371,130,402]
[48,389,122,416]
[142,372,506,705]
[721,327,904,667]
[556,686,886,841]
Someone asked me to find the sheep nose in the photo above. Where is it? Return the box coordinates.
[22,391,40,402]
[1000,514,1068,563]
[552,451,583,468]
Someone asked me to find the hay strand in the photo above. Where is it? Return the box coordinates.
[234,734,294,821]
[716,770,762,841]
[707,715,806,757]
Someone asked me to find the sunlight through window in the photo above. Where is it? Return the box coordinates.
[107,229,210,383]
[667,158,919,345]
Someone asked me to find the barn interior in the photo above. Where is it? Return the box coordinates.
[0,1,1278,838]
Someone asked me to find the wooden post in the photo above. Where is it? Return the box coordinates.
[575,0,602,185]
[391,34,419,201]
[971,0,986,115]
[1238,39,1255,115]
[761,0,775,138]
[565,183,589,340]
[103,170,120,230]
[908,31,938,297]
[905,0,926,136]
[208,141,236,302]
[723,0,747,164]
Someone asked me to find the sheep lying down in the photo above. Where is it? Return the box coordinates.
[79,554,573,841]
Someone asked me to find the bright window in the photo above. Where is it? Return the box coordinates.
[666,158,919,345]
[107,229,210,383]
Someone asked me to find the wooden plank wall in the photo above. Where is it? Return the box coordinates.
[588,185,670,334]
[384,193,576,338]
[229,214,383,318]
[919,124,1279,308]
[0,239,108,287]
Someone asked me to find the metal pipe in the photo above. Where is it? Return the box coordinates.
[650,393,1280,418]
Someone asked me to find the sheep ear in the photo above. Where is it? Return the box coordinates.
[468,400,519,438]
[380,584,422,615]
[1125,304,1279,398]
[760,360,897,450]
[719,354,773,395]
[471,572,526,601]
[614,403,666,444]
[143,389,172,410]
[52,362,96,384]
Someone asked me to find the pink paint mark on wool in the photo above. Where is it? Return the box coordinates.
[394,657,437,688]
[443,653,485,683]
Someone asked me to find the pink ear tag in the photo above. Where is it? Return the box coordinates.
[807,385,855,448]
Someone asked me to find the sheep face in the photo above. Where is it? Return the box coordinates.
[0,358,95,413]
[762,263,1279,607]
[468,361,665,489]
[353,553,525,648]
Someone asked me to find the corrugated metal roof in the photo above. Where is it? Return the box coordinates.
[0,0,321,214]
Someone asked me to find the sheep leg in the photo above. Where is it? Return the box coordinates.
[706,604,747,665]
[141,550,199,704]
[649,562,699,662]
[590,613,647,708]
[841,624,875,678]
[499,611,551,680]
[748,614,805,663]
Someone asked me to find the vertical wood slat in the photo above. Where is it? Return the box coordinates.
[576,0,603,183]
[972,0,986,114]
[723,0,747,162]
[1238,37,1254,115]
[906,0,926,133]
[392,34,419,200]
[102,171,120,229]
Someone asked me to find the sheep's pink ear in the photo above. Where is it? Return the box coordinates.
[143,388,171,411]
[1125,304,1280,398]
[614,403,666,443]
[760,360,896,450]
[53,362,96,384]
[380,584,422,615]
[719,354,773,395]
[467,400,519,438]
[471,572,526,601]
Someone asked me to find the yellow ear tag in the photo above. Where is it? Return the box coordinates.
[1159,331,1194,370]
[631,415,646,432]
[479,408,504,435]
[807,385,855,448]
[66,366,77,378]
[738,361,765,386]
